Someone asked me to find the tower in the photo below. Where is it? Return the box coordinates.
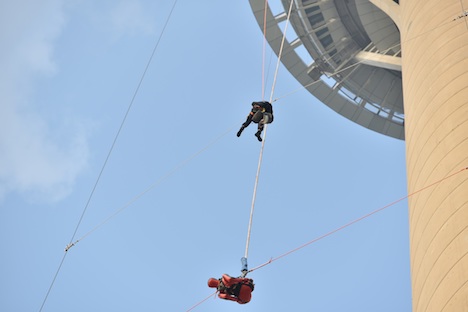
[249,1,468,311]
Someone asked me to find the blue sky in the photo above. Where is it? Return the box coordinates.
[0,1,410,311]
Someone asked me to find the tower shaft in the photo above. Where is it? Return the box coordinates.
[400,1,468,311]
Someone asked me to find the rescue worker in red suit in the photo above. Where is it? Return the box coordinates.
[237,101,274,142]
[207,274,255,304]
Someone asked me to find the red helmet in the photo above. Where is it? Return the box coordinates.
[207,278,219,288]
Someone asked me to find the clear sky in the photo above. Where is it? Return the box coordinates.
[0,1,411,311]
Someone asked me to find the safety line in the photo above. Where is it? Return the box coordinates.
[65,125,235,250]
[38,2,179,311]
[244,0,295,261]
[247,166,468,273]
[186,291,217,312]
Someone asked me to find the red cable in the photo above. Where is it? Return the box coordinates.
[248,166,467,273]
[186,291,217,312]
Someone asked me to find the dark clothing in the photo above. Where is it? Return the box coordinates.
[208,274,255,304]
[237,101,274,141]
[256,101,273,115]
[241,101,274,128]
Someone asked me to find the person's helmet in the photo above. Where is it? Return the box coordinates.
[207,278,220,288]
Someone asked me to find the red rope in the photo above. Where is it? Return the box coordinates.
[248,166,467,273]
[185,291,217,312]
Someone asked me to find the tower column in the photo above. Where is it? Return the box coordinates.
[400,1,468,311]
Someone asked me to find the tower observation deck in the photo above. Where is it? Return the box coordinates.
[250,1,468,312]
[250,0,404,139]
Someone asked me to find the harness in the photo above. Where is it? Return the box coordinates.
[218,278,255,296]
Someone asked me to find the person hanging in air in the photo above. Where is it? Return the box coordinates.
[207,274,255,304]
[237,101,274,142]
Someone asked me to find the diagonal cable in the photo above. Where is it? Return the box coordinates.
[38,1,179,311]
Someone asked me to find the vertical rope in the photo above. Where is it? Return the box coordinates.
[261,0,269,100]
[269,0,294,103]
[244,130,268,258]
[244,0,295,260]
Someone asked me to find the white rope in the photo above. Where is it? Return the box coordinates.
[244,0,295,259]
[269,0,294,103]
[244,126,267,259]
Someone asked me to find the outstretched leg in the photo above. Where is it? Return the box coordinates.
[255,130,262,142]
[237,126,246,137]
[255,119,265,142]
[237,112,256,137]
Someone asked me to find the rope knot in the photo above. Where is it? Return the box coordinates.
[64,242,76,252]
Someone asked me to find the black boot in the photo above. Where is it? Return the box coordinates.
[255,131,262,142]
[237,126,245,137]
